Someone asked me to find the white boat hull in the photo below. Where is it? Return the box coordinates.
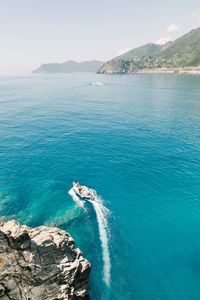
[73,182,95,200]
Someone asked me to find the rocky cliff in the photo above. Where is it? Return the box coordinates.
[0,220,91,300]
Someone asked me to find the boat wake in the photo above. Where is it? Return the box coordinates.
[68,186,111,287]
[88,195,111,287]
[92,81,103,86]
[68,188,85,208]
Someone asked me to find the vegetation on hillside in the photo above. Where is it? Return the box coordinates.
[115,43,165,61]
[98,27,200,73]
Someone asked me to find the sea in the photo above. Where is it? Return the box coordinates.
[0,73,200,300]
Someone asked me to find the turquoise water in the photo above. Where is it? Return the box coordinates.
[0,73,200,300]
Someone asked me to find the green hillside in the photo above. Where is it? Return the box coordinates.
[115,43,164,61]
[154,27,200,67]
[98,27,200,73]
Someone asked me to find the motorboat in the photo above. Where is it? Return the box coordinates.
[73,182,95,200]
[92,80,103,86]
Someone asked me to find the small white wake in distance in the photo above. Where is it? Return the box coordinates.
[68,188,85,208]
[92,81,103,86]
[88,194,111,287]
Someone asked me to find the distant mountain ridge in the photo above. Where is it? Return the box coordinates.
[32,60,104,73]
[98,27,200,74]
[114,42,171,61]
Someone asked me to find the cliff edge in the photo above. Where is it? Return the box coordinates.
[0,220,91,300]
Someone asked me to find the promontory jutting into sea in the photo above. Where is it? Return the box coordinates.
[33,27,200,75]
[1,2,200,300]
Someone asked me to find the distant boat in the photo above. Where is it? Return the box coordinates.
[92,80,103,86]
[72,182,95,200]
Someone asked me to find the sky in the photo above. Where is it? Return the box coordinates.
[0,0,200,74]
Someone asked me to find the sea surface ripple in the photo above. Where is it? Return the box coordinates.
[0,73,200,300]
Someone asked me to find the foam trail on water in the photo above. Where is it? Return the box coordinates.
[89,194,111,287]
[92,81,103,86]
[68,188,85,208]
[68,187,111,286]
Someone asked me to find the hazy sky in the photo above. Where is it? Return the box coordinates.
[0,0,200,74]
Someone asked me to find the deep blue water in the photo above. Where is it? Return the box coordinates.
[0,73,200,300]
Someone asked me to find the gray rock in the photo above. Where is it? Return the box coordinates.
[0,220,91,300]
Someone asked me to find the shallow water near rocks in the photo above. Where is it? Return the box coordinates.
[0,73,200,300]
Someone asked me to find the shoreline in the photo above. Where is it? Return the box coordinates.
[98,68,200,75]
[136,67,200,74]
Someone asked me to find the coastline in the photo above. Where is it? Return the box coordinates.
[98,67,200,75]
[135,67,200,74]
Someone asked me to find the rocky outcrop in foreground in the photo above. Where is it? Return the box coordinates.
[0,220,91,300]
